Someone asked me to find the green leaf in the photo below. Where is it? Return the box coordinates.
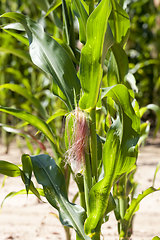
[21,154,33,194]
[107,51,119,86]
[153,161,160,187]
[45,0,62,17]
[0,47,33,66]
[0,84,48,119]
[52,37,78,63]
[152,237,160,240]
[111,43,128,83]
[2,25,29,46]
[79,0,112,110]
[72,0,88,43]
[85,84,140,235]
[120,187,160,238]
[138,122,150,147]
[30,154,90,240]
[1,12,81,110]
[0,107,55,144]
[62,0,74,48]
[1,188,44,207]
[109,0,130,45]
[20,170,43,201]
[3,22,25,31]
[46,109,67,124]
[0,161,21,177]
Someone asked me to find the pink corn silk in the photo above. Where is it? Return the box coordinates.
[67,108,89,172]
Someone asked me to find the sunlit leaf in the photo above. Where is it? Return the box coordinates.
[72,0,88,43]
[0,161,21,177]
[46,109,67,124]
[45,0,62,17]
[79,0,112,110]
[2,26,29,45]
[85,84,140,235]
[109,0,130,45]
[120,187,160,238]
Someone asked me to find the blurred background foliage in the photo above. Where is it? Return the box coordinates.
[126,0,160,107]
[0,0,160,149]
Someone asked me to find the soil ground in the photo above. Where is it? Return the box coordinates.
[0,136,160,240]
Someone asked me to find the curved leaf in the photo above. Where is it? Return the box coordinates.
[0,106,55,144]
[45,0,62,17]
[0,161,21,177]
[46,109,67,124]
[30,154,90,240]
[1,12,81,110]
[2,27,29,46]
[1,188,44,207]
[120,187,160,238]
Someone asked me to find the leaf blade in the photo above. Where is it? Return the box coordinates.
[30,154,90,240]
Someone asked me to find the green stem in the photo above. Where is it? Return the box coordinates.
[89,108,98,182]
[79,191,86,210]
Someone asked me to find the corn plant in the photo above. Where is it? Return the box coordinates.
[0,1,160,240]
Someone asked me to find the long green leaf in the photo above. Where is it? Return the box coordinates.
[1,12,81,110]
[2,27,29,46]
[30,154,90,240]
[0,107,55,144]
[0,161,21,177]
[79,0,112,110]
[1,188,44,207]
[84,84,140,235]
[45,0,62,17]
[120,187,160,238]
